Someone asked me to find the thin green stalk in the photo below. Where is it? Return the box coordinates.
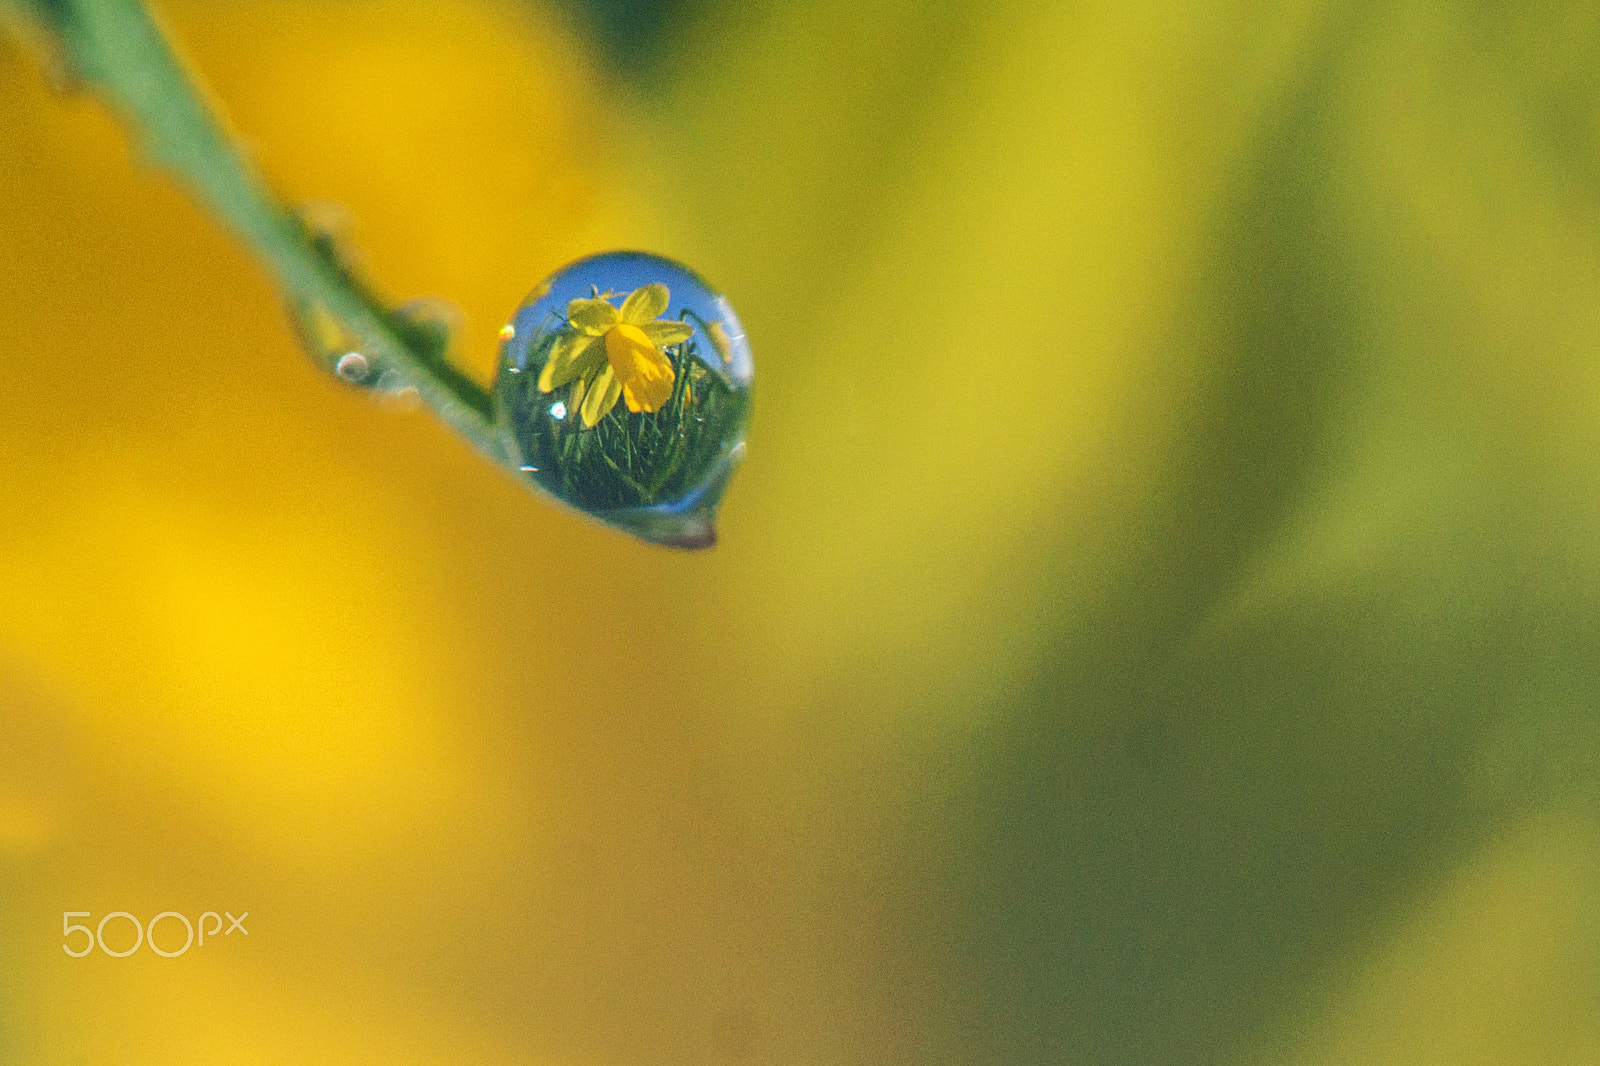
[4,0,507,461]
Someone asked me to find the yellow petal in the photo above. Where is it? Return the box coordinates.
[620,283,669,324]
[640,319,692,348]
[537,331,604,392]
[580,365,622,427]
[605,323,676,414]
[603,323,658,375]
[623,373,675,414]
[566,297,620,335]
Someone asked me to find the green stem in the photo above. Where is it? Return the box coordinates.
[4,0,507,461]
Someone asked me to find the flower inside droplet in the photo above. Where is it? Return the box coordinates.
[494,251,753,548]
[536,282,694,428]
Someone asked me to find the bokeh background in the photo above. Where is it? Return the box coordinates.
[4,0,1600,1062]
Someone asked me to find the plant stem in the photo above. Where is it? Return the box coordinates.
[4,0,507,461]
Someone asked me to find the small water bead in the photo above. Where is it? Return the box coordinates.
[494,251,753,549]
[290,301,370,384]
[334,351,370,382]
[290,292,474,420]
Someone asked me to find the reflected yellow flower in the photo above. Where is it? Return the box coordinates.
[537,283,692,427]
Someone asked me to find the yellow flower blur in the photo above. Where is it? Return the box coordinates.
[537,283,693,428]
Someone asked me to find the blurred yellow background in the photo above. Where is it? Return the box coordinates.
[4,0,1600,1062]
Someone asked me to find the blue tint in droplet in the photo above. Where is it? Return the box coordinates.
[494,252,753,548]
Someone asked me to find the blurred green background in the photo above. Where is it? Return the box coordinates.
[4,0,1600,1062]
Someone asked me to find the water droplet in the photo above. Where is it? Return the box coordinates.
[499,324,517,343]
[494,251,753,548]
[335,352,370,382]
[289,300,379,387]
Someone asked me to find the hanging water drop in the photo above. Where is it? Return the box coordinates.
[494,251,753,549]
